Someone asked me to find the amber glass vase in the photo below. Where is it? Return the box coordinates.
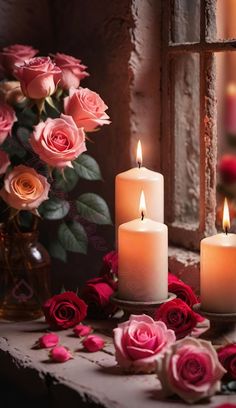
[0,224,51,321]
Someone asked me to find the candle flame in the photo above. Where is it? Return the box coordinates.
[227,82,236,96]
[223,198,230,234]
[136,140,142,168]
[139,190,146,220]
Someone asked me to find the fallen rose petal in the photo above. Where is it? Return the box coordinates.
[73,324,92,337]
[83,335,105,352]
[50,346,73,362]
[37,333,59,348]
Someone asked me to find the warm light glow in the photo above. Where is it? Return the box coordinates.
[226,82,236,96]
[139,190,146,220]
[223,198,230,233]
[136,140,142,168]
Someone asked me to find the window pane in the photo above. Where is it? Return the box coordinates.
[172,53,200,227]
[171,0,200,43]
[216,0,236,40]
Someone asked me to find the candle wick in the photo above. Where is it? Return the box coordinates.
[225,227,228,235]
[141,211,144,221]
[138,161,141,169]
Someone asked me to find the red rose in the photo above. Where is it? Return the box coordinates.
[43,291,87,330]
[0,44,38,77]
[168,273,198,307]
[81,277,117,318]
[219,155,236,184]
[100,250,118,286]
[155,298,199,339]
[218,344,236,380]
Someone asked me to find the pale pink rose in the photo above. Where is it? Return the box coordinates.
[0,102,17,144]
[0,150,10,175]
[157,337,226,404]
[36,333,59,349]
[0,44,38,77]
[52,53,89,90]
[50,346,73,363]
[0,81,25,105]
[30,114,86,168]
[0,165,50,211]
[73,324,92,337]
[64,87,110,132]
[15,56,61,100]
[83,335,105,352]
[113,314,176,374]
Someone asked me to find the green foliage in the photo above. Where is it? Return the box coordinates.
[39,197,70,220]
[76,193,112,225]
[53,168,79,192]
[58,221,88,254]
[74,154,102,180]
[49,240,67,263]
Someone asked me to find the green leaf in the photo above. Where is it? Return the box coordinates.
[74,154,102,180]
[45,96,59,112]
[49,240,67,263]
[54,168,79,192]
[76,193,112,225]
[39,197,70,220]
[58,221,88,254]
[16,127,31,144]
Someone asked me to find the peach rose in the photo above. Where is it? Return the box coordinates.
[0,81,25,105]
[113,314,175,374]
[0,150,10,175]
[0,44,38,77]
[15,56,61,100]
[0,165,50,210]
[52,53,89,90]
[30,114,86,168]
[64,87,111,132]
[0,101,17,144]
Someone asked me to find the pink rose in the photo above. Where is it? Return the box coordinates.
[15,56,61,99]
[0,165,50,211]
[0,150,10,175]
[168,273,198,308]
[0,101,17,144]
[157,337,226,404]
[36,333,59,349]
[30,114,86,168]
[113,314,175,373]
[64,87,110,132]
[73,324,92,337]
[81,277,117,319]
[0,44,38,77]
[52,53,89,90]
[218,343,236,380]
[83,335,105,352]
[50,346,73,363]
[219,155,236,184]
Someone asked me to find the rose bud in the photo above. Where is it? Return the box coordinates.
[36,333,59,349]
[81,277,117,319]
[218,343,236,380]
[83,335,105,352]
[73,324,92,337]
[50,346,73,363]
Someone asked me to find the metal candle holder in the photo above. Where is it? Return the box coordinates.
[110,292,176,319]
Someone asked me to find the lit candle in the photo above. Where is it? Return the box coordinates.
[118,191,168,302]
[200,198,236,313]
[225,82,236,135]
[115,140,164,243]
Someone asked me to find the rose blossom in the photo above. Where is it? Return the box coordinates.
[0,44,38,77]
[64,87,110,132]
[157,337,226,404]
[0,165,50,211]
[15,56,61,100]
[168,273,198,308]
[113,314,175,374]
[0,81,25,105]
[155,298,199,339]
[218,343,236,380]
[81,277,117,319]
[73,324,92,337]
[219,155,236,184]
[50,346,73,363]
[0,150,10,175]
[100,250,118,283]
[43,291,87,330]
[0,101,17,144]
[83,335,105,352]
[52,52,89,90]
[36,333,59,349]
[30,114,86,168]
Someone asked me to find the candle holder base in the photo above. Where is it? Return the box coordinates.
[193,304,236,345]
[111,292,176,319]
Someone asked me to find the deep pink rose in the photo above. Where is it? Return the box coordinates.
[0,101,17,144]
[218,344,236,380]
[36,333,59,349]
[157,337,226,404]
[43,291,87,330]
[155,299,199,339]
[50,346,73,363]
[64,87,110,132]
[0,150,10,175]
[0,165,50,211]
[168,273,198,308]
[30,114,86,168]
[15,56,61,99]
[81,277,117,319]
[100,250,118,284]
[83,335,105,352]
[73,324,92,337]
[219,155,236,184]
[0,44,38,77]
[52,53,89,90]
[113,314,175,373]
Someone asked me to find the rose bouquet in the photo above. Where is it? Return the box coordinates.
[0,44,111,262]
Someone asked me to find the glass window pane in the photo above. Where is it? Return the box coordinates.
[217,0,236,40]
[171,0,200,43]
[172,53,200,227]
